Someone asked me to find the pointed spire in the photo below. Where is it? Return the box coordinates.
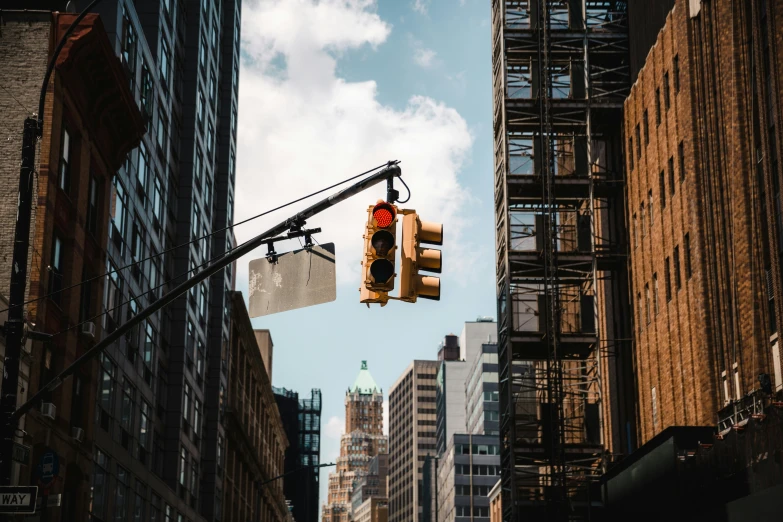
[350,360,380,394]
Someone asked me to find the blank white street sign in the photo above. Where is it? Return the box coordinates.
[248,243,336,317]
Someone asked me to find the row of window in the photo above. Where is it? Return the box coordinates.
[637,235,692,326]
[629,55,680,170]
[632,141,687,247]
[455,484,493,497]
[455,464,501,476]
[454,443,500,456]
[454,505,490,517]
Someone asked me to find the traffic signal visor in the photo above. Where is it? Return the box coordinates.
[400,212,442,302]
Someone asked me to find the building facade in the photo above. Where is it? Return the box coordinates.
[465,343,500,436]
[436,434,501,522]
[435,359,469,456]
[388,359,439,522]
[274,386,323,522]
[224,291,288,521]
[490,1,636,519]
[624,0,783,444]
[350,453,389,515]
[323,361,387,522]
[0,10,144,521]
[488,480,501,522]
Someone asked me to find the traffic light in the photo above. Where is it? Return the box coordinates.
[360,201,398,305]
[399,211,442,302]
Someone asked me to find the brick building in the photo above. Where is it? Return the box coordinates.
[0,11,144,520]
[388,359,439,522]
[224,291,288,521]
[624,0,783,443]
[323,361,388,522]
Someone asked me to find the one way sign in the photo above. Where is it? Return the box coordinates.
[0,486,38,514]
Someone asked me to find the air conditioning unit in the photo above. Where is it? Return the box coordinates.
[72,427,84,442]
[81,322,96,339]
[41,403,56,420]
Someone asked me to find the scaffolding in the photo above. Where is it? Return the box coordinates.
[492,1,630,520]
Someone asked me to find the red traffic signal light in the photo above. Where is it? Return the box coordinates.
[361,201,398,304]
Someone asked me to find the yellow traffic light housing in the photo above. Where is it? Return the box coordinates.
[399,211,442,302]
[360,201,398,305]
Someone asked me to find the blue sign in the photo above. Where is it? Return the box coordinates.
[35,451,59,487]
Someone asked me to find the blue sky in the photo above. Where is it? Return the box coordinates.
[235,0,494,506]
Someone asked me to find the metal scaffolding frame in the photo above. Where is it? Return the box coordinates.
[492,1,630,520]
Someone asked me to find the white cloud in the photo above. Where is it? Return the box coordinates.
[235,0,473,291]
[412,0,429,15]
[413,47,437,68]
[324,415,344,439]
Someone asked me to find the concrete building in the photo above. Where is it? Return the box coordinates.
[388,359,440,522]
[255,329,273,381]
[323,361,387,522]
[465,343,500,436]
[224,291,288,521]
[624,0,783,443]
[488,480,501,522]
[435,359,469,456]
[458,319,497,364]
[0,10,144,520]
[274,387,323,522]
[436,434,500,522]
[350,453,389,514]
[354,497,389,522]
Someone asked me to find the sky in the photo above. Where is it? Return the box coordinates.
[234,0,495,506]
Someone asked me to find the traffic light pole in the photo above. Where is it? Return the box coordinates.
[7,162,402,429]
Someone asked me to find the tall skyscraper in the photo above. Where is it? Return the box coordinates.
[625,0,783,443]
[388,359,440,522]
[323,361,388,522]
[274,387,323,522]
[83,0,242,519]
[490,1,636,520]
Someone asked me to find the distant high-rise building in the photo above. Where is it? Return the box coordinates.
[459,319,497,364]
[323,361,387,522]
[350,453,389,515]
[465,342,501,436]
[388,360,440,522]
[624,0,783,443]
[435,360,469,455]
[274,387,323,522]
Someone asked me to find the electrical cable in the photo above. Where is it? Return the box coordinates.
[0,162,390,315]
[396,176,411,204]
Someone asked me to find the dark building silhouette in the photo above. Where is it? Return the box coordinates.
[274,387,323,522]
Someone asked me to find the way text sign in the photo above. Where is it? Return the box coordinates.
[0,486,37,514]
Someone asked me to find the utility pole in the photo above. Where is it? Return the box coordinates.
[0,117,38,486]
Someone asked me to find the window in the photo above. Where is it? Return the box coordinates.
[58,126,72,193]
[645,283,651,324]
[637,292,643,331]
[141,62,154,120]
[159,37,170,85]
[673,55,680,92]
[138,142,148,193]
[233,62,239,93]
[139,399,150,451]
[652,386,659,431]
[659,170,666,208]
[199,282,208,321]
[134,483,146,522]
[674,245,681,289]
[199,34,207,69]
[206,121,214,158]
[91,449,109,518]
[191,461,199,497]
[668,156,675,196]
[643,110,650,145]
[653,273,659,315]
[655,88,661,124]
[197,88,205,126]
[183,383,191,423]
[229,150,235,182]
[204,178,212,214]
[79,269,92,323]
[104,261,123,331]
[684,233,692,279]
[209,71,216,103]
[648,191,654,227]
[143,321,155,370]
[179,447,188,486]
[49,233,63,304]
[211,18,218,54]
[628,137,634,170]
[153,175,163,224]
[186,321,196,360]
[98,355,116,417]
[86,176,99,236]
[227,193,234,225]
[121,378,135,432]
[193,399,201,435]
[678,141,685,181]
[191,203,201,240]
[635,124,641,159]
[633,213,638,248]
[231,105,237,136]
[156,108,168,153]
[121,11,137,82]
[115,466,129,521]
[664,72,671,110]
[665,257,672,302]
[194,146,203,188]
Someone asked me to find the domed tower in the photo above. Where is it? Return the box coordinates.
[322,361,388,522]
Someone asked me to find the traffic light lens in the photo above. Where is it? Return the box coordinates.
[372,203,396,228]
[370,259,395,284]
[371,230,395,257]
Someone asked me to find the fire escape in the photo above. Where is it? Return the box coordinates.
[492,1,630,520]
